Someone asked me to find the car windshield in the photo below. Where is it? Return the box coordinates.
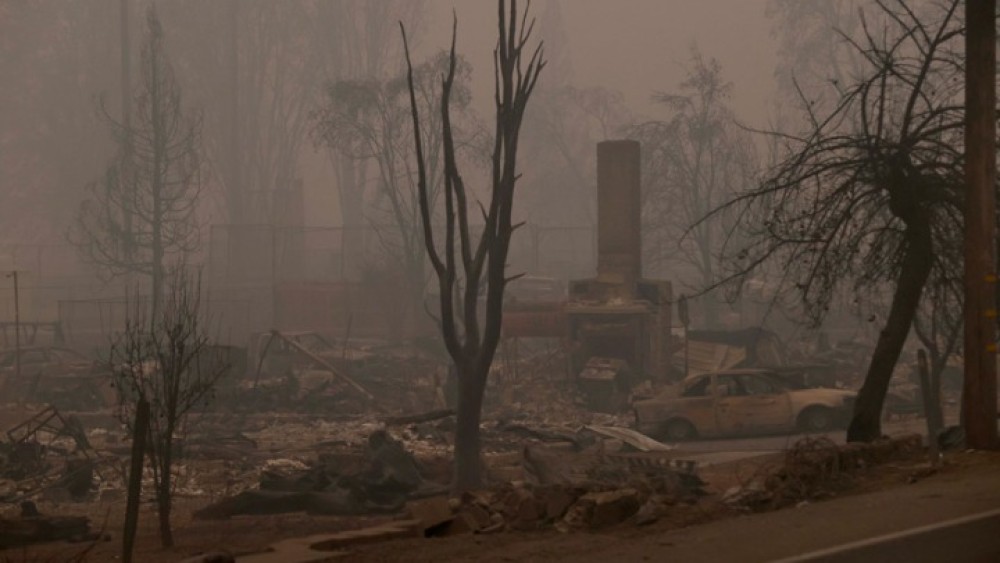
[682,377,712,397]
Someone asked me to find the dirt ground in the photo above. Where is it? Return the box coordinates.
[6,445,998,563]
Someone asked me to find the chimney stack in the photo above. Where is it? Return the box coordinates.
[596,140,642,289]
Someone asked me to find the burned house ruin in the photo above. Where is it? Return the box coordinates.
[567,140,673,410]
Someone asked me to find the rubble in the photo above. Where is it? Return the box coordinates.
[633,496,669,526]
[723,434,924,512]
[412,441,704,535]
[576,357,632,413]
[240,452,707,557]
[0,406,109,503]
[583,425,674,452]
[226,334,448,416]
[194,430,447,520]
[485,373,632,430]
[560,488,642,529]
[535,484,582,521]
[0,339,715,552]
[0,501,103,549]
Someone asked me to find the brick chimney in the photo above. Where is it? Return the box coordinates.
[596,140,642,290]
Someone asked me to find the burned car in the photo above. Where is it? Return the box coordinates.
[0,347,112,410]
[633,369,856,441]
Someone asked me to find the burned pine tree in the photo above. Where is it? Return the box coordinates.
[401,0,544,490]
[72,6,203,317]
[715,0,967,441]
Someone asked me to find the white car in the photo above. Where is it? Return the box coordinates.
[633,369,857,441]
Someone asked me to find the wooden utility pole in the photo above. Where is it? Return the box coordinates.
[917,349,942,465]
[963,0,998,449]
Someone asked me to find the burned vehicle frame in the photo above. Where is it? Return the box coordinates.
[633,369,857,441]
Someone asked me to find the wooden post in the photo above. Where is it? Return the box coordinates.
[917,350,941,465]
[963,0,999,450]
[123,398,150,563]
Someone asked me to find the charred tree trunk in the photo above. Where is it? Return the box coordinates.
[401,1,543,492]
[453,363,488,489]
[848,200,933,442]
[155,422,176,548]
[156,459,173,547]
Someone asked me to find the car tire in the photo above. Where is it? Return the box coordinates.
[798,406,834,433]
[663,419,697,441]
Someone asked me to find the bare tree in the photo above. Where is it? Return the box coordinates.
[72,6,203,317]
[315,0,428,277]
[715,0,966,441]
[314,51,484,334]
[402,0,544,490]
[109,267,229,548]
[632,48,758,325]
[767,0,864,113]
[912,267,962,394]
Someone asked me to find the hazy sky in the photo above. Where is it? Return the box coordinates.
[424,0,779,124]
[308,0,781,226]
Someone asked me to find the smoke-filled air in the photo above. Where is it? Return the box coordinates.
[0,1,997,561]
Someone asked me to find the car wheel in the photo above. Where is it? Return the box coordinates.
[798,406,834,433]
[663,419,696,441]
